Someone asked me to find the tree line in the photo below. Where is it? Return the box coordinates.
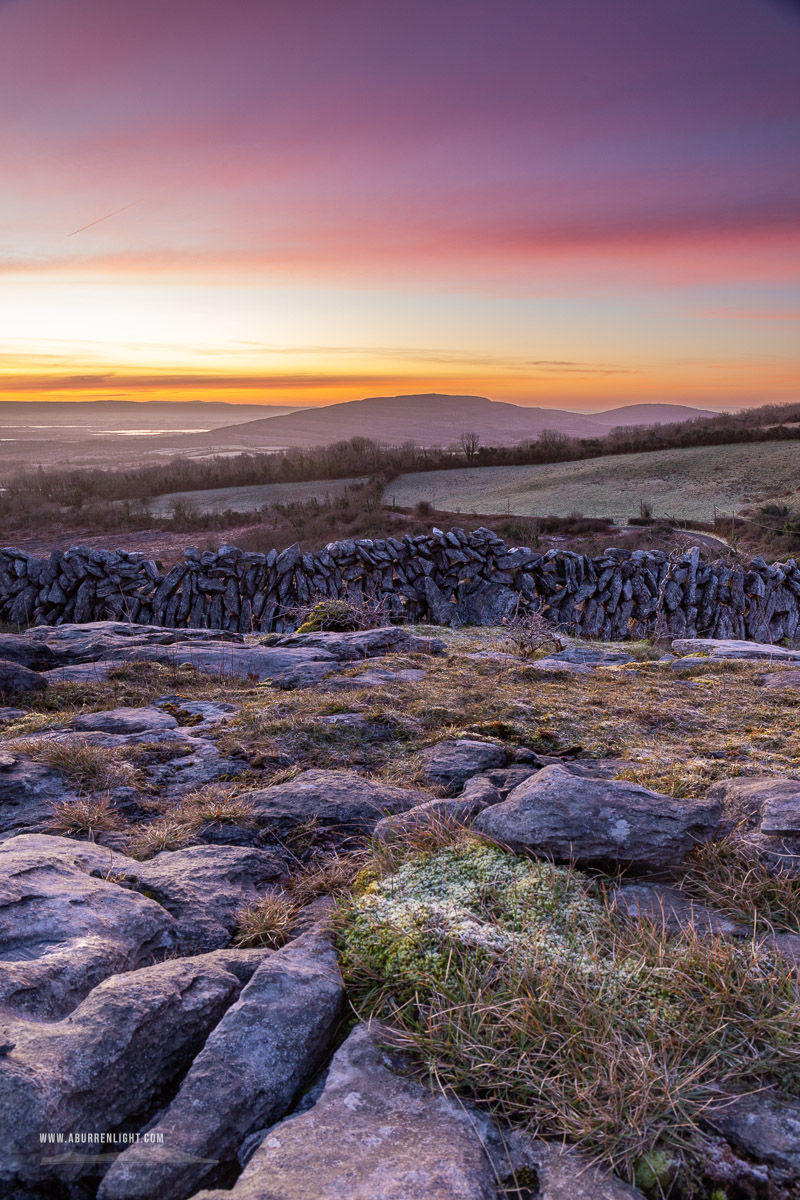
[2,399,800,519]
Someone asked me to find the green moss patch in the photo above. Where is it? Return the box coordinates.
[339,839,800,1187]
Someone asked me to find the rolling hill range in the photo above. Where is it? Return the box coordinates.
[200,393,717,449]
[383,440,800,523]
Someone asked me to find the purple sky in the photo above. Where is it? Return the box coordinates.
[1,0,798,409]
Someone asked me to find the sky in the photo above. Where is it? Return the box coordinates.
[1,0,799,413]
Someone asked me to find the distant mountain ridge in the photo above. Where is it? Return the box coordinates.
[203,393,718,449]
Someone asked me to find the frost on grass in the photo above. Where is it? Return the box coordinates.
[339,838,800,1187]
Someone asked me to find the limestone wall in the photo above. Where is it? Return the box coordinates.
[1,528,798,641]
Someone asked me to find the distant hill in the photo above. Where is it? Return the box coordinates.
[588,403,721,429]
[203,393,718,449]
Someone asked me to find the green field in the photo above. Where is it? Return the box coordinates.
[150,475,369,517]
[384,441,800,522]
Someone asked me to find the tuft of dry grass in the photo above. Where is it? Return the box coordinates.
[174,784,256,829]
[232,891,298,948]
[9,735,137,791]
[47,793,125,839]
[126,817,196,859]
[682,835,800,934]
[288,850,368,907]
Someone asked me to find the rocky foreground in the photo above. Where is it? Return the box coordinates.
[1,622,799,1199]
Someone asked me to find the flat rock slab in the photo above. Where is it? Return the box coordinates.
[238,769,426,835]
[613,883,747,937]
[762,669,800,689]
[327,667,426,689]
[194,1022,498,1200]
[474,763,722,869]
[551,646,635,666]
[514,1140,646,1200]
[154,696,238,731]
[673,638,800,662]
[70,706,180,735]
[98,932,344,1200]
[125,644,341,688]
[40,660,122,683]
[0,707,25,727]
[121,844,287,954]
[524,657,592,674]
[705,1091,800,1177]
[422,739,508,790]
[266,627,445,661]
[0,952,253,1187]
[0,834,177,1018]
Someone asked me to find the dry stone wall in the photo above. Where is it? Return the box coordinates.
[1,528,799,642]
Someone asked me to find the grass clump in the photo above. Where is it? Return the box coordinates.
[175,784,256,829]
[233,892,298,948]
[126,817,196,859]
[47,794,125,839]
[10,735,137,791]
[682,836,800,935]
[338,838,800,1186]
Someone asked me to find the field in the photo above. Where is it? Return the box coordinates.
[149,475,369,517]
[384,441,800,522]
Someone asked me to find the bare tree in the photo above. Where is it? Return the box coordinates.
[459,431,481,462]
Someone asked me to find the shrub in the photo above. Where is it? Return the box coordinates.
[294,595,390,633]
[502,609,565,658]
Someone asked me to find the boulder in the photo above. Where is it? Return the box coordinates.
[192,1022,499,1200]
[239,769,426,835]
[0,952,257,1187]
[707,776,800,830]
[474,764,722,869]
[98,931,344,1200]
[122,845,287,954]
[372,795,492,842]
[0,634,57,670]
[0,834,177,1017]
[456,580,519,626]
[421,739,508,791]
[706,776,800,875]
[0,756,80,839]
[0,659,47,698]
